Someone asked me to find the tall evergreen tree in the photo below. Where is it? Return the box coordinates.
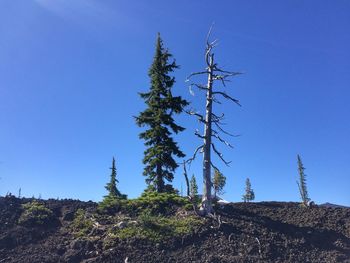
[297,154,310,206]
[105,157,123,198]
[242,178,255,202]
[136,34,189,193]
[189,174,198,199]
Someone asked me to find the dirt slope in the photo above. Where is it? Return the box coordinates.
[0,196,349,263]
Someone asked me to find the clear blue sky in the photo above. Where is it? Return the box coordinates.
[0,0,349,205]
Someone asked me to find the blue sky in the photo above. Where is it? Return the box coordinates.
[0,0,349,205]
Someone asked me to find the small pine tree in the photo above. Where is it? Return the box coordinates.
[297,154,310,207]
[189,174,198,199]
[242,178,255,202]
[105,157,125,199]
[212,169,226,198]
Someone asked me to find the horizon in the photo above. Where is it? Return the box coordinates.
[0,1,349,206]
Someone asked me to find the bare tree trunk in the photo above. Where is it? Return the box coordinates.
[186,27,241,216]
[156,163,164,192]
[201,58,214,214]
[183,161,190,197]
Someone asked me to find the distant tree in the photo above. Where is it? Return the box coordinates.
[297,154,310,207]
[212,169,226,199]
[242,178,255,202]
[105,157,126,199]
[135,33,189,193]
[186,27,241,214]
[189,174,198,199]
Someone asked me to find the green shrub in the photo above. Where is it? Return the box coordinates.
[110,213,203,242]
[97,196,124,214]
[98,192,192,216]
[184,203,195,211]
[128,192,190,215]
[18,201,54,226]
[71,209,94,237]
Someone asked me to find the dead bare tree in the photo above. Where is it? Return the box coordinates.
[182,161,190,197]
[186,27,241,214]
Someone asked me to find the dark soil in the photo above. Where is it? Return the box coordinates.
[0,195,349,263]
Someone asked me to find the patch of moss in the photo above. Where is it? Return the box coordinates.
[18,201,54,226]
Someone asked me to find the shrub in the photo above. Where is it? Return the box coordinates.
[18,201,54,226]
[71,209,94,237]
[97,196,125,215]
[98,192,192,216]
[110,213,203,242]
[129,191,190,215]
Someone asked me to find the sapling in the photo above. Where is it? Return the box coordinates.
[296,154,311,207]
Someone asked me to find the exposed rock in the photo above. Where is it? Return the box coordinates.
[0,197,349,262]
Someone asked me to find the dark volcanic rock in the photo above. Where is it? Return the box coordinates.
[0,197,349,263]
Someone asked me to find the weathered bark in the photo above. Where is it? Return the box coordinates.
[156,163,164,192]
[201,54,214,214]
[182,161,190,197]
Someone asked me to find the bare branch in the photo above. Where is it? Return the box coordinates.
[187,145,204,164]
[211,113,225,121]
[212,133,234,148]
[212,96,222,104]
[210,161,220,172]
[211,143,231,166]
[213,67,243,76]
[212,71,241,88]
[186,110,206,124]
[212,91,241,106]
[186,71,209,81]
[206,23,214,46]
[195,129,205,139]
[188,83,208,91]
[213,121,240,137]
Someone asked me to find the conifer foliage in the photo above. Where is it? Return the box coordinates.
[242,178,255,202]
[297,154,310,207]
[189,175,198,199]
[105,157,125,199]
[136,34,189,193]
[212,169,226,198]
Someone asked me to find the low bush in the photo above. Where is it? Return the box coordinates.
[97,196,125,215]
[71,209,94,237]
[18,201,54,226]
[110,212,203,242]
[128,191,190,215]
[97,192,191,216]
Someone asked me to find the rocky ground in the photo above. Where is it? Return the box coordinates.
[0,195,349,263]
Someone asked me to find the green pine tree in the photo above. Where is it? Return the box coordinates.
[242,178,255,202]
[189,174,198,199]
[136,33,189,193]
[212,169,226,198]
[105,157,124,199]
[297,154,310,206]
